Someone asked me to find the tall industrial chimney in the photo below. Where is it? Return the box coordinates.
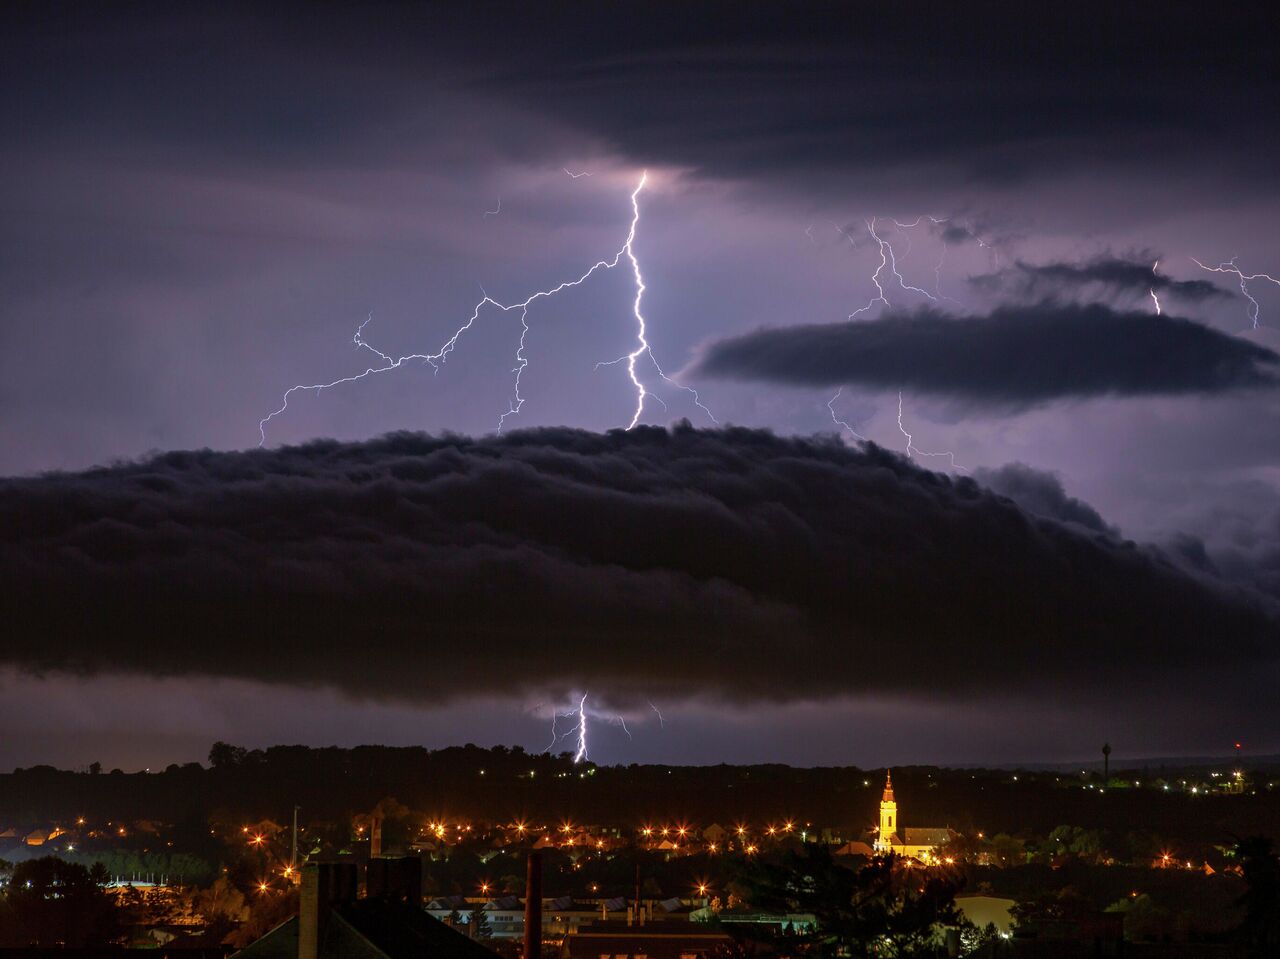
[524,852,542,959]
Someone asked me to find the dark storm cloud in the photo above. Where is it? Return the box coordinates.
[971,256,1231,303]
[2,426,1275,706]
[5,2,1278,187]
[689,304,1280,405]
[972,464,1115,536]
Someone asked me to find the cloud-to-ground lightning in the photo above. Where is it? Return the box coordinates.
[260,173,715,445]
[563,168,593,179]
[897,392,963,470]
[483,198,502,218]
[1150,259,1162,315]
[1190,255,1280,329]
[545,694,591,763]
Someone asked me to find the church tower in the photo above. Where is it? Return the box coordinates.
[875,770,897,853]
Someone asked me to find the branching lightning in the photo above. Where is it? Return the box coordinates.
[260,172,714,445]
[564,168,593,179]
[1190,255,1279,329]
[839,217,937,319]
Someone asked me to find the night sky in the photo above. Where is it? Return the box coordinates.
[3,1,1278,770]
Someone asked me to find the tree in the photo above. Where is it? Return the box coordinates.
[0,857,123,947]
[88,761,102,775]
[208,741,247,769]
[745,844,961,958]
[446,908,464,929]
[471,908,493,939]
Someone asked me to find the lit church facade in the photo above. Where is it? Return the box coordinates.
[873,771,952,861]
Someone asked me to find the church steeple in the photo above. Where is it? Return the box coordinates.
[876,769,897,853]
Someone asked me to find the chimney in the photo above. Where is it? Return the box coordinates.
[299,863,357,959]
[366,856,421,905]
[524,852,542,959]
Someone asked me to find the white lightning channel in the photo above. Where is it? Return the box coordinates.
[897,392,963,471]
[564,168,593,179]
[595,174,717,428]
[827,387,867,441]
[260,173,714,445]
[1190,255,1279,329]
[648,701,665,728]
[483,198,502,218]
[1149,259,1162,315]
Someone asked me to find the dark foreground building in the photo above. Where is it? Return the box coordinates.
[233,862,499,959]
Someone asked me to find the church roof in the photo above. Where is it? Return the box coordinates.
[902,828,951,845]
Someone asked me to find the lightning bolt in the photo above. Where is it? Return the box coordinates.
[1150,259,1162,315]
[260,172,714,445]
[564,168,593,179]
[595,174,717,429]
[839,217,937,319]
[827,387,867,441]
[648,701,665,728]
[572,693,589,763]
[483,198,502,219]
[1190,255,1279,329]
[897,392,963,471]
[542,693,591,763]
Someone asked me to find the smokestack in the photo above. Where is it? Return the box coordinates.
[524,852,542,959]
[299,863,357,959]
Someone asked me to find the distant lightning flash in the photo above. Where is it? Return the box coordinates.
[1190,255,1280,329]
[260,172,714,445]
[897,392,963,470]
[1149,259,1162,315]
[564,168,593,179]
[648,701,665,728]
[483,198,502,218]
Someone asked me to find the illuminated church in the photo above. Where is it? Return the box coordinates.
[873,771,952,861]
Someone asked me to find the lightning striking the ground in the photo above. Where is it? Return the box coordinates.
[259,172,714,445]
[545,695,591,762]
[1190,255,1280,329]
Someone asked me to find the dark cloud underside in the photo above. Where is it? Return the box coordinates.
[2,427,1274,706]
[690,304,1279,405]
[970,256,1231,302]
